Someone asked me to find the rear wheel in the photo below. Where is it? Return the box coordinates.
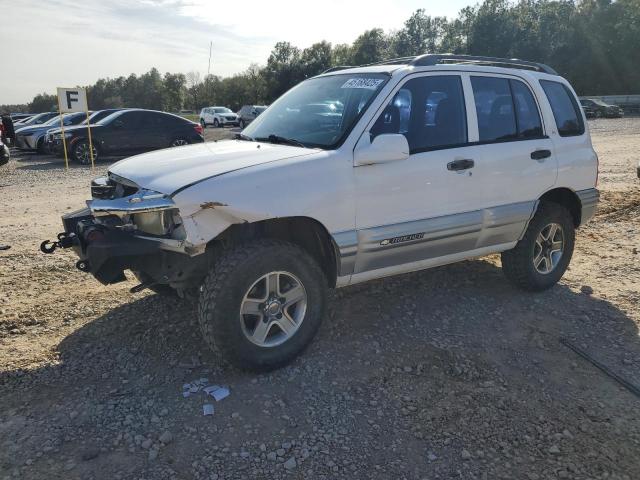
[239,119,246,129]
[170,138,189,147]
[200,119,206,129]
[71,140,98,165]
[501,201,575,291]
[198,240,327,371]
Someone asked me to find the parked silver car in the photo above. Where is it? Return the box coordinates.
[237,105,267,129]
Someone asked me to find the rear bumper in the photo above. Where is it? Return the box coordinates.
[576,188,599,225]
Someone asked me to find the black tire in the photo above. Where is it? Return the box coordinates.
[501,201,575,292]
[213,119,219,128]
[198,240,327,371]
[200,119,206,129]
[239,119,246,129]
[71,139,98,165]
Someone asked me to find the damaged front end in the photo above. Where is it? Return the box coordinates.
[41,173,210,291]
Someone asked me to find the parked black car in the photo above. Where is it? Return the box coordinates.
[580,98,623,118]
[55,109,204,164]
[45,109,124,153]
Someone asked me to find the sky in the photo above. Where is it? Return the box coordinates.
[1,0,473,105]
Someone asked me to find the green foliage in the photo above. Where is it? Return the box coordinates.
[5,0,639,114]
[29,93,57,113]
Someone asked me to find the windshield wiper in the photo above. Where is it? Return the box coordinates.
[235,133,254,141]
[256,134,306,148]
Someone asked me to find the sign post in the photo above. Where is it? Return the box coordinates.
[56,87,94,169]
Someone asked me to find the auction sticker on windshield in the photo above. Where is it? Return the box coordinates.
[341,78,385,90]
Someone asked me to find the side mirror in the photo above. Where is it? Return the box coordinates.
[354,133,410,166]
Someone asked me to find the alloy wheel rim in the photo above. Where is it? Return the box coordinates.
[240,271,307,347]
[533,222,564,274]
[77,143,97,164]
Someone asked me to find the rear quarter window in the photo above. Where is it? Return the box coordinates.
[540,80,584,137]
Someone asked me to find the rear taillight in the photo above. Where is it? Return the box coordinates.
[194,124,203,135]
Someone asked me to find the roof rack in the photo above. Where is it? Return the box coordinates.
[409,54,558,75]
[321,54,558,76]
[322,65,355,74]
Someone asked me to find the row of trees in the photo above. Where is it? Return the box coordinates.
[7,0,640,114]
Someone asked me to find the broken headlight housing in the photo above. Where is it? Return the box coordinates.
[88,187,182,237]
[132,209,180,236]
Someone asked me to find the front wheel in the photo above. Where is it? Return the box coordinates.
[213,119,220,128]
[198,240,327,371]
[501,201,575,291]
[71,140,98,165]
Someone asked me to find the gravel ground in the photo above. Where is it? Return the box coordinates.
[0,120,639,480]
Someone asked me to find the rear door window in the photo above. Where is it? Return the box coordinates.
[540,80,585,136]
[471,76,517,142]
[371,75,467,152]
[511,80,543,139]
[116,111,145,129]
[472,76,544,142]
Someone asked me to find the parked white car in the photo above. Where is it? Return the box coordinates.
[47,55,599,370]
[199,106,239,128]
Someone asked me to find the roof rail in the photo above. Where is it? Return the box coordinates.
[322,65,355,74]
[409,54,558,75]
[362,56,417,67]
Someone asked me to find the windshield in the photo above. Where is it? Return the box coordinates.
[243,73,389,148]
[214,107,232,113]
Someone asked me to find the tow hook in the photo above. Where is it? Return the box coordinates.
[76,260,91,272]
[40,232,77,254]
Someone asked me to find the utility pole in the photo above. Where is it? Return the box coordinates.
[207,41,212,77]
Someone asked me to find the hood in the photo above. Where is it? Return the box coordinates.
[108,140,317,195]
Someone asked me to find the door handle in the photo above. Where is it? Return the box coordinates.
[531,149,552,160]
[447,159,474,171]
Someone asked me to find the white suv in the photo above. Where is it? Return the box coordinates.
[199,106,239,128]
[48,55,599,371]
